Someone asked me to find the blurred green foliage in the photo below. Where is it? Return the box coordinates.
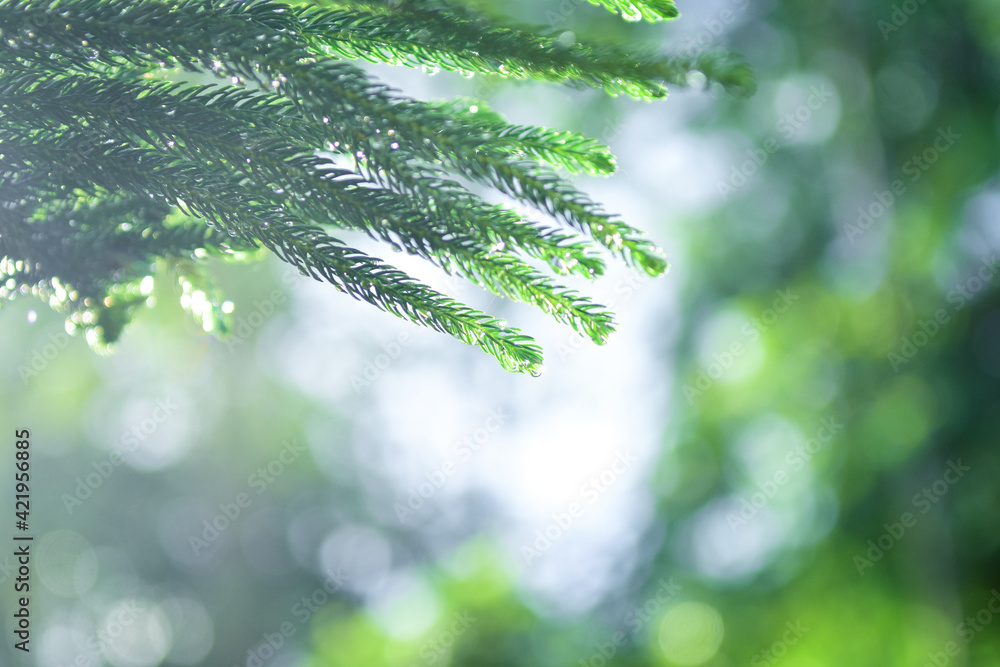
[3,0,1000,666]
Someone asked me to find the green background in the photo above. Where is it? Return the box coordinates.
[2,0,999,665]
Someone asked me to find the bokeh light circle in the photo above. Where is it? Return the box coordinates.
[657,602,724,665]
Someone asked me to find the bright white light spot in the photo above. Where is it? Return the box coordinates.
[319,525,392,599]
[686,497,784,580]
[161,597,214,665]
[367,571,441,639]
[110,394,196,471]
[773,73,841,145]
[507,412,629,511]
[100,599,173,667]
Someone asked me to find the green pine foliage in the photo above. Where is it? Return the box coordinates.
[584,0,679,22]
[0,0,752,373]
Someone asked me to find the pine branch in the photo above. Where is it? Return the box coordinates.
[288,3,672,99]
[1,128,550,370]
[583,0,679,22]
[0,0,751,371]
[1,8,628,274]
[285,0,752,99]
[3,0,668,273]
[0,71,615,341]
[430,99,617,176]
[308,0,752,95]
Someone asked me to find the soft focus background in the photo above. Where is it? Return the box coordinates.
[3,0,1000,665]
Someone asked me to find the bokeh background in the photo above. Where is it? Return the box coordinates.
[3,0,1000,665]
